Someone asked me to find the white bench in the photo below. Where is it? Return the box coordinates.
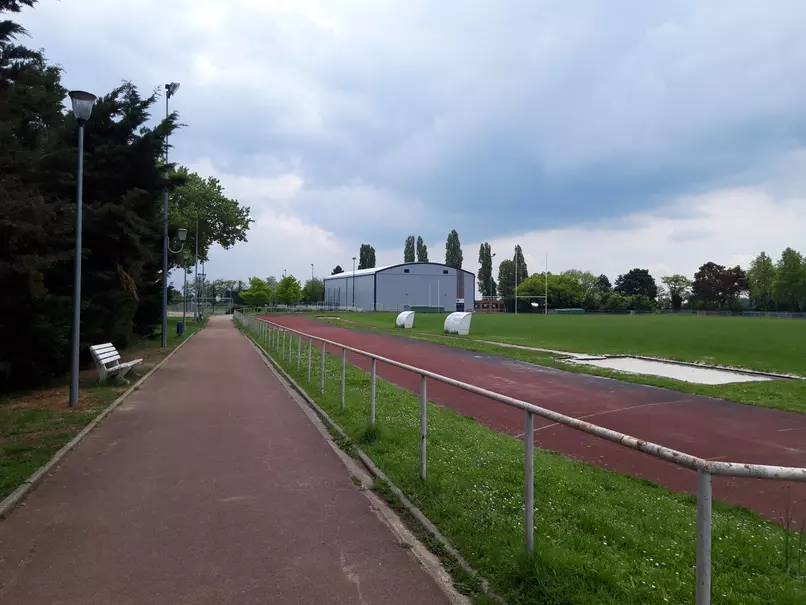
[89,343,143,384]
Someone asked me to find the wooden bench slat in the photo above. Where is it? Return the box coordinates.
[97,352,121,364]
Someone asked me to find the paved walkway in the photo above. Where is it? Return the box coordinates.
[0,317,452,604]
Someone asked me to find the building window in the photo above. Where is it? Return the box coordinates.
[443,270,449,274]
[404,268,410,273]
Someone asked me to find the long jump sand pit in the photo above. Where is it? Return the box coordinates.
[565,356,773,385]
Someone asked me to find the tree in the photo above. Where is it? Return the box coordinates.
[747,252,776,311]
[604,292,630,311]
[596,274,612,293]
[240,277,272,306]
[513,245,528,286]
[445,229,463,269]
[168,168,253,269]
[497,259,515,298]
[276,275,303,304]
[358,244,376,270]
[773,248,806,311]
[718,266,747,310]
[614,268,657,300]
[0,1,71,390]
[661,274,692,311]
[692,263,746,309]
[416,236,429,262]
[404,236,415,263]
[0,0,189,392]
[478,242,496,297]
[656,285,671,310]
[302,278,324,303]
[562,270,599,309]
[692,262,724,308]
[331,265,344,275]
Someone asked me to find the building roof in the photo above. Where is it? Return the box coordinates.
[323,265,392,280]
[323,262,475,281]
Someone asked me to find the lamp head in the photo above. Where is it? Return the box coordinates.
[177,228,188,242]
[165,82,180,98]
[68,90,97,124]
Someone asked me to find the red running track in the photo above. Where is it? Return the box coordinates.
[264,316,806,521]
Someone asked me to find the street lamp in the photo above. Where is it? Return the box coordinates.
[352,256,357,307]
[68,90,97,408]
[161,81,180,347]
[311,263,314,281]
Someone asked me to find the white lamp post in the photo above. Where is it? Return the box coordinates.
[68,90,97,408]
[161,81,180,347]
[352,256,357,307]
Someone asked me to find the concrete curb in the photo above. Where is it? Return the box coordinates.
[0,327,203,520]
[239,328,506,605]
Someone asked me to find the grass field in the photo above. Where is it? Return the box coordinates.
[244,322,806,605]
[0,317,205,501]
[320,313,806,414]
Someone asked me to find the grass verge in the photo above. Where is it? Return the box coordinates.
[319,315,806,415]
[0,316,206,500]
[246,323,806,605]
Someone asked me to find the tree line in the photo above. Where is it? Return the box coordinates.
[0,0,252,391]
[478,242,806,313]
[238,275,324,306]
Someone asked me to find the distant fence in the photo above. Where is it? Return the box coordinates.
[235,311,806,605]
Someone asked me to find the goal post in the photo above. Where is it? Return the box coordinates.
[514,295,548,314]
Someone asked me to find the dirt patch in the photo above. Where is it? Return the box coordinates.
[3,387,105,411]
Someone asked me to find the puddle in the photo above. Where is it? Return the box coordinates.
[566,357,773,385]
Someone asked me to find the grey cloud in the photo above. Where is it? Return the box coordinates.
[17,0,806,252]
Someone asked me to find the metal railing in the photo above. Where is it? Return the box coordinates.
[234,311,806,605]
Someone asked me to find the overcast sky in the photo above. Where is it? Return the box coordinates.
[17,0,806,288]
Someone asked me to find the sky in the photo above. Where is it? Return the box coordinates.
[16,0,806,290]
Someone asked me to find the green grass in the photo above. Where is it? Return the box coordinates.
[319,313,806,415]
[246,324,806,605]
[0,316,206,501]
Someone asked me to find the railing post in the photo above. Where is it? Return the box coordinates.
[696,469,712,605]
[321,342,326,395]
[308,338,312,384]
[341,348,346,408]
[370,358,377,425]
[524,411,534,553]
[420,375,427,481]
[286,331,291,361]
[282,329,286,359]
